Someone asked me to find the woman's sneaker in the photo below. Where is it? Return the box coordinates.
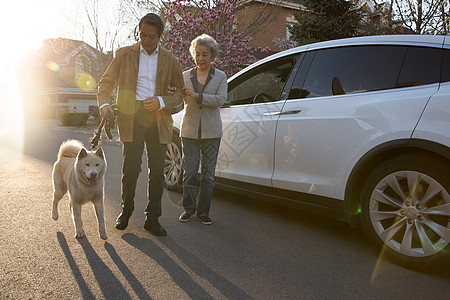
[197,216,212,225]
[179,212,191,222]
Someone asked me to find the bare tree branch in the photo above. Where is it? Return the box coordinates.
[394,0,443,33]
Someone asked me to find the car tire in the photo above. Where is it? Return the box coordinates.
[164,134,183,192]
[360,154,450,267]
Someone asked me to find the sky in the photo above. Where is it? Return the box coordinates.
[0,0,80,149]
[0,0,130,64]
[0,0,70,62]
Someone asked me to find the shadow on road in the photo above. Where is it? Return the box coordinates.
[56,232,96,299]
[57,232,136,300]
[76,237,133,300]
[213,190,450,275]
[104,242,152,300]
[122,233,252,300]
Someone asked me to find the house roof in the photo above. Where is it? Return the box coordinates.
[28,38,100,67]
[243,0,305,10]
[279,0,305,9]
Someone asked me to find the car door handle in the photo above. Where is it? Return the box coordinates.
[263,110,302,116]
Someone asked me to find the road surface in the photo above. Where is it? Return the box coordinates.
[1,119,449,299]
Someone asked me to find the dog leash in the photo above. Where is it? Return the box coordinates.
[90,105,117,150]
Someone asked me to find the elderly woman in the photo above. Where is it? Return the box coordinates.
[178,34,227,225]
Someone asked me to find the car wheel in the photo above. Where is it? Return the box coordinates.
[164,134,183,192]
[360,155,450,267]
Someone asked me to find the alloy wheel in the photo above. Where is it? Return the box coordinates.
[368,170,450,258]
[164,141,182,188]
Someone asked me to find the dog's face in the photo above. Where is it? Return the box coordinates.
[75,148,106,186]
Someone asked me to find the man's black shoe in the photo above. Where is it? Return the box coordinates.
[179,212,191,222]
[144,218,167,236]
[115,213,131,230]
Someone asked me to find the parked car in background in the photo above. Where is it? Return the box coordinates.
[164,35,450,267]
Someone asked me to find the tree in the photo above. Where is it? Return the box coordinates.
[289,0,362,46]
[394,0,443,34]
[117,0,164,41]
[163,0,270,76]
[65,0,277,76]
[421,0,449,34]
[121,0,282,41]
[272,37,299,51]
[356,0,450,36]
[65,0,127,53]
[436,0,449,34]
[63,0,130,84]
[359,0,402,35]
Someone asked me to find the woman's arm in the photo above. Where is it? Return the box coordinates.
[200,71,228,107]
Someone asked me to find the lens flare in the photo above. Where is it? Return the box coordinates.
[75,73,97,90]
[0,63,24,152]
[46,61,60,72]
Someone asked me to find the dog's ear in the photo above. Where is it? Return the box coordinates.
[95,147,104,159]
[78,148,88,158]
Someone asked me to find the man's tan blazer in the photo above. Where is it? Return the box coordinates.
[97,43,184,143]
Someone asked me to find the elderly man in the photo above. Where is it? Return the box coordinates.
[97,13,184,236]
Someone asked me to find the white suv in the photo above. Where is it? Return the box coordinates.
[165,35,450,267]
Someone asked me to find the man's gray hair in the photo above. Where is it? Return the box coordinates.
[189,34,219,60]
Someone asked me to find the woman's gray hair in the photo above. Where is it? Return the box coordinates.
[189,34,219,60]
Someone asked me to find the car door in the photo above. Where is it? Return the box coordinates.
[215,56,297,186]
[412,46,450,146]
[272,44,442,200]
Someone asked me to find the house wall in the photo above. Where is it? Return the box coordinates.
[37,93,98,119]
[237,2,300,51]
[20,39,108,120]
[68,99,98,114]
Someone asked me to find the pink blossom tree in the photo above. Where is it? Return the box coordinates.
[162,0,270,77]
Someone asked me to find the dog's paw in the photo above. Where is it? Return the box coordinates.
[51,210,58,220]
[74,230,86,239]
[99,227,108,240]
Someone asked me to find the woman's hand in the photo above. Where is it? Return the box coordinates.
[167,86,177,95]
[182,87,195,98]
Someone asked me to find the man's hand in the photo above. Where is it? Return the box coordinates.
[143,96,160,111]
[100,105,114,119]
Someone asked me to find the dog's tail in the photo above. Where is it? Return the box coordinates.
[57,139,83,159]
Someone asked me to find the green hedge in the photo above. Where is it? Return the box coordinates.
[59,113,90,126]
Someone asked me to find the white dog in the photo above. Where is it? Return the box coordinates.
[52,139,107,240]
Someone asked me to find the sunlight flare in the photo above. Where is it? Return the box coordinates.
[0,63,24,151]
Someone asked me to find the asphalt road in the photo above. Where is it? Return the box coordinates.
[1,119,450,299]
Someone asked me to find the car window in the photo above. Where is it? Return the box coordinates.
[300,46,407,98]
[288,52,314,99]
[397,47,441,87]
[441,49,450,83]
[226,58,295,105]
